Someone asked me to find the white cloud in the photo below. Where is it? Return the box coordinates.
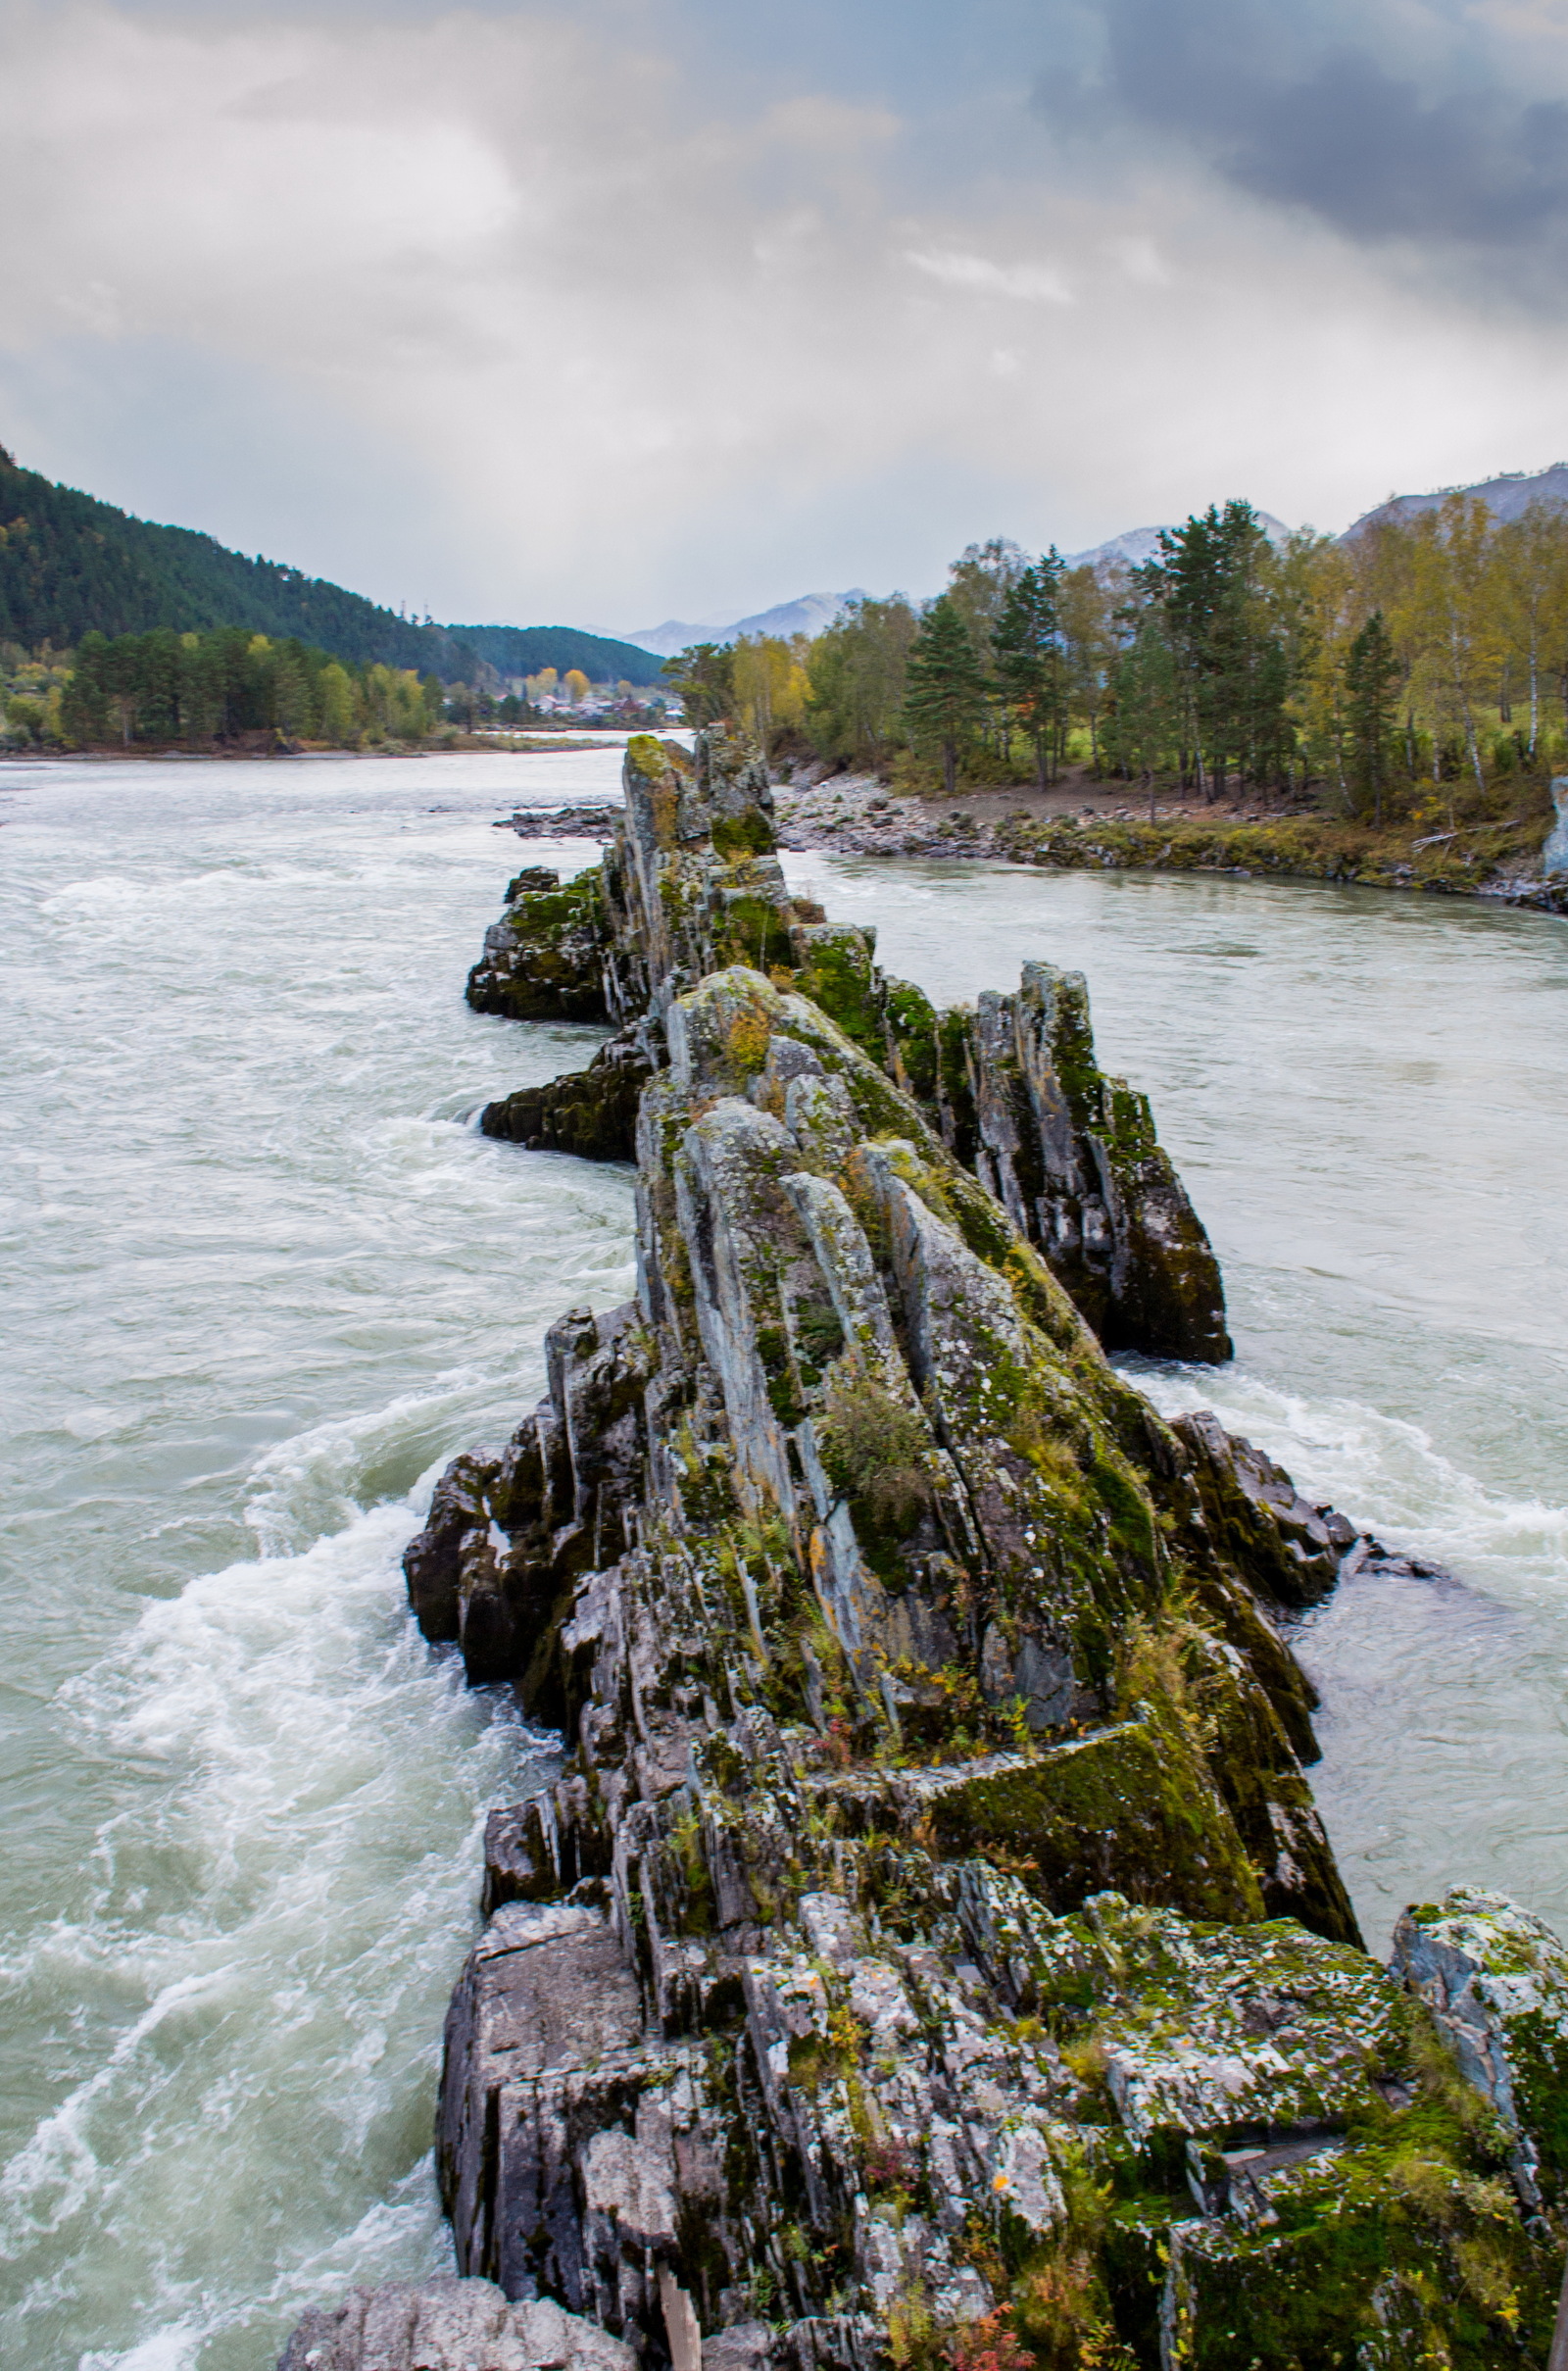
[904,248,1074,303]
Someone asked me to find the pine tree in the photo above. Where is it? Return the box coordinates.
[904,597,987,798]
[1139,500,1290,801]
[1344,610,1401,826]
[993,553,1065,789]
[662,643,734,727]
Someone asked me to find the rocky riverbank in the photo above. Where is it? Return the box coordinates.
[768,767,1568,914]
[499,766,1567,914]
[284,733,1568,2369]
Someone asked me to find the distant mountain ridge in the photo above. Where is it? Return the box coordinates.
[1345,463,1568,537]
[0,446,665,685]
[616,588,869,657]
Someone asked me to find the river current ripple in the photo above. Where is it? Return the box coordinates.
[1,750,1564,2368]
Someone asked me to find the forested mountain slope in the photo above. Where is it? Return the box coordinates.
[0,447,662,684]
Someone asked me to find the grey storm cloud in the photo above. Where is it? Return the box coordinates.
[1045,0,1568,253]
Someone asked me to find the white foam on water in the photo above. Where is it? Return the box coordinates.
[7,760,1568,2360]
[1127,1360,1568,1605]
[81,2322,208,2371]
[0,1440,556,2371]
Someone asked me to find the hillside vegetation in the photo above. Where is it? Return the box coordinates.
[0,445,663,692]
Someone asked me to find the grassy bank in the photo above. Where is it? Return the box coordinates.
[957,805,1566,911]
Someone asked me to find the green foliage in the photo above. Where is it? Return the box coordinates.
[441,621,664,685]
[1344,608,1401,823]
[804,594,919,766]
[1126,501,1295,798]
[816,1356,931,1537]
[55,625,442,749]
[1102,611,1182,791]
[945,537,1027,667]
[905,596,990,796]
[0,445,666,686]
[662,641,736,726]
[993,553,1067,788]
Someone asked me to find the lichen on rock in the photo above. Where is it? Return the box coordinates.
[467,731,1229,1365]
[282,736,1568,2370]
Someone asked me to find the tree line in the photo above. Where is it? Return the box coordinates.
[666,497,1568,824]
[51,626,443,748]
[1,626,674,747]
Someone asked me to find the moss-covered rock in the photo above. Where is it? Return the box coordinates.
[1394,1888,1568,2213]
[471,732,1232,1367]
[924,1719,1264,1924]
[283,734,1566,2371]
[466,865,612,1020]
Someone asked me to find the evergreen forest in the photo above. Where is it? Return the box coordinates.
[51,628,443,751]
[0,444,663,710]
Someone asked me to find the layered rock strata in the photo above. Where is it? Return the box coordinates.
[283,736,1568,2368]
[470,735,1228,1362]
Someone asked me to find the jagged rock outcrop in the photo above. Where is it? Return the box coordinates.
[1393,1888,1568,2215]
[482,1032,658,1162]
[466,734,1228,1364]
[278,2277,637,2371]
[356,950,1568,2366]
[282,736,1568,2369]
[468,866,613,1022]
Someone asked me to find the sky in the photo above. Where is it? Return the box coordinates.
[4,0,1568,630]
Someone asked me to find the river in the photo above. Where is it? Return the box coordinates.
[1,749,1564,2369]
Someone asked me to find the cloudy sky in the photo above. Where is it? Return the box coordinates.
[4,0,1568,630]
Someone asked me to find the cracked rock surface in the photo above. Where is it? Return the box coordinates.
[467,734,1229,1361]
[284,736,1568,2370]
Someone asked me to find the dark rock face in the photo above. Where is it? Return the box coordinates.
[1171,1409,1354,1608]
[401,1300,650,1694]
[283,736,1568,2369]
[481,1030,656,1163]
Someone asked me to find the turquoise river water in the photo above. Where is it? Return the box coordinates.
[1,747,1565,2368]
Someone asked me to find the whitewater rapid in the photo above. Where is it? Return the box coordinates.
[1,749,1564,2367]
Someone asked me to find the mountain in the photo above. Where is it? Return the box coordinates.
[618,588,868,657]
[441,623,664,687]
[1345,462,1568,538]
[0,446,665,684]
[1064,514,1293,572]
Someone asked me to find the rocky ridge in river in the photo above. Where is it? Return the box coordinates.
[285,734,1568,2369]
[471,739,1230,1362]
